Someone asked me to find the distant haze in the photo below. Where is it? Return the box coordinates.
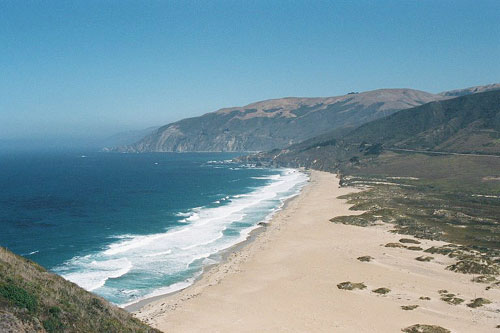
[1,1,499,145]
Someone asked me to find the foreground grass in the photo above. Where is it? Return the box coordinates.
[0,247,159,333]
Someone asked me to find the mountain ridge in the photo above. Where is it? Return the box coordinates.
[116,88,442,153]
[240,89,500,171]
[115,83,499,153]
[439,83,500,97]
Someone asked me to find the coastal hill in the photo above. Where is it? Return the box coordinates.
[439,82,500,97]
[101,126,159,149]
[115,89,442,152]
[243,89,500,170]
[240,89,500,272]
[0,247,159,333]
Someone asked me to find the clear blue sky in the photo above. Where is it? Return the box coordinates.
[1,0,499,141]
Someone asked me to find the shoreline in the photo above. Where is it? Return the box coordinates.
[134,171,499,332]
[124,170,310,312]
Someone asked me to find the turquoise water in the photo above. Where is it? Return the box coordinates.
[0,152,307,305]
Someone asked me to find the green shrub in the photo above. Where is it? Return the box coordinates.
[43,317,64,333]
[0,282,37,312]
[49,306,61,316]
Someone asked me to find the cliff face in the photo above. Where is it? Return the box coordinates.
[117,89,443,152]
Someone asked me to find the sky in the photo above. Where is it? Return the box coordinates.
[1,0,499,143]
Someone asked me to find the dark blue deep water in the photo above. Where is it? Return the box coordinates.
[0,151,307,305]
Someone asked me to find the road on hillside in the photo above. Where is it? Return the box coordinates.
[386,147,500,158]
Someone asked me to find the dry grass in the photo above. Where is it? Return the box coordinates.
[0,247,160,333]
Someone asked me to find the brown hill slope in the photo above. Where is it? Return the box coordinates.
[0,247,159,333]
[117,89,442,152]
[242,89,500,170]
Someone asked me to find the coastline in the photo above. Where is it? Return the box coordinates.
[134,170,499,332]
[124,169,309,312]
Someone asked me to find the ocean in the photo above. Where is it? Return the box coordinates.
[0,151,307,305]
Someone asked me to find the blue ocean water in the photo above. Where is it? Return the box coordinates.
[0,151,307,305]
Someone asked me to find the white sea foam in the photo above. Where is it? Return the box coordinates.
[144,250,172,257]
[251,174,281,180]
[56,168,308,305]
[232,194,249,198]
[120,278,198,308]
[63,257,133,291]
[174,211,192,217]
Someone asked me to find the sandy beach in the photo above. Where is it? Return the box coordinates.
[134,170,499,332]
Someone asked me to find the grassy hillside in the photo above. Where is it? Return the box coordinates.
[0,247,159,333]
[342,89,500,153]
[117,89,441,152]
[243,89,500,171]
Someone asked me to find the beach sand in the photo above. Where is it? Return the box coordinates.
[134,170,499,332]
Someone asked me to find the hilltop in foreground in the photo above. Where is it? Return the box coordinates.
[0,247,159,333]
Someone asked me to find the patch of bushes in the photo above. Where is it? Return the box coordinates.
[0,282,37,312]
[42,317,64,333]
[437,289,465,305]
[372,287,390,294]
[446,258,499,275]
[466,298,491,308]
[440,295,464,305]
[400,238,421,244]
[402,324,450,333]
[471,275,496,283]
[401,305,419,310]
[415,256,434,262]
[385,243,406,248]
[337,282,367,290]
